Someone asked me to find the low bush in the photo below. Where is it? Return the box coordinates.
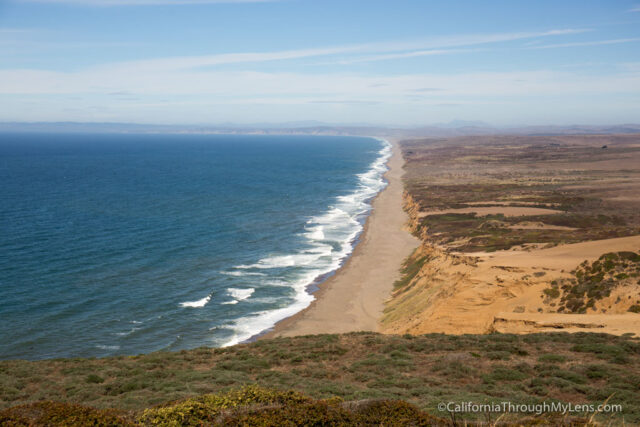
[548,251,640,313]
[139,385,310,426]
[2,332,640,424]
[0,401,131,426]
[538,354,566,363]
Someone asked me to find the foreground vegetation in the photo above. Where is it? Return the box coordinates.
[1,332,639,424]
[1,386,448,426]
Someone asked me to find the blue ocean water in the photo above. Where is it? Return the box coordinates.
[0,133,389,360]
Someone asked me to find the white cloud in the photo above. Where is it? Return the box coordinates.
[2,67,639,99]
[529,38,640,49]
[1,27,632,101]
[89,28,588,72]
[332,49,471,65]
[3,27,637,125]
[101,46,367,72]
[341,29,588,57]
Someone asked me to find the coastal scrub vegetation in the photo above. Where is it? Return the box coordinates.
[401,135,640,253]
[137,385,447,426]
[416,211,632,253]
[1,332,639,424]
[393,252,432,291]
[542,251,640,313]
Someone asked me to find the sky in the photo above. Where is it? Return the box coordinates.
[1,0,640,127]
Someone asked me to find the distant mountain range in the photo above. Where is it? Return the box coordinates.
[1,121,639,137]
[430,120,491,128]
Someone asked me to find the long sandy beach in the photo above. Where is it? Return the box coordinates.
[266,139,419,337]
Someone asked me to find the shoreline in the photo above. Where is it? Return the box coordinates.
[262,138,419,338]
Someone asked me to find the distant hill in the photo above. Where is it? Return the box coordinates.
[1,121,639,137]
[431,119,491,128]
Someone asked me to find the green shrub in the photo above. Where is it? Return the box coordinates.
[583,364,610,379]
[85,374,104,384]
[2,332,640,424]
[221,398,445,426]
[139,385,310,426]
[393,253,431,291]
[550,250,640,313]
[538,354,566,363]
[0,401,131,426]
[485,367,528,382]
[487,351,511,360]
[543,288,560,298]
[139,386,446,426]
[619,252,640,262]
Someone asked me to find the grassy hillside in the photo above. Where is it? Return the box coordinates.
[1,332,639,424]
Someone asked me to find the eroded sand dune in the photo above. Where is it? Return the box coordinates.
[383,236,640,336]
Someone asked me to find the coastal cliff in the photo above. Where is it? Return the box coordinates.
[401,191,424,238]
[382,193,492,335]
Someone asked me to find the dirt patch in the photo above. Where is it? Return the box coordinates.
[418,206,561,218]
[492,312,640,335]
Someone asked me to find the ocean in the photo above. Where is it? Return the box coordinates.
[0,133,390,360]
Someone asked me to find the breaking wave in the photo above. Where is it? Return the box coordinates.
[221,138,391,346]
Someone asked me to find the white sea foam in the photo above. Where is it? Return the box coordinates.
[305,243,333,257]
[246,296,281,304]
[114,327,140,337]
[304,225,325,240]
[236,253,321,269]
[221,270,319,347]
[221,288,255,305]
[179,295,211,308]
[220,138,392,347]
[220,271,266,277]
[96,344,120,350]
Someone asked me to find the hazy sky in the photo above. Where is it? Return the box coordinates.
[1,0,639,126]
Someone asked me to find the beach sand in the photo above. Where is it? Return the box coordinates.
[265,139,419,337]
